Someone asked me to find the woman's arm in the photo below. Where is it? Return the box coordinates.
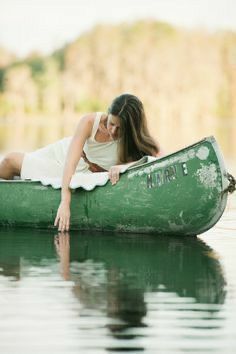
[54,114,94,232]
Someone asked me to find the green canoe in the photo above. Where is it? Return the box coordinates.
[0,136,235,235]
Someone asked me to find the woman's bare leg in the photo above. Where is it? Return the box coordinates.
[0,152,24,179]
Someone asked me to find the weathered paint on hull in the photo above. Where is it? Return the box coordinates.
[0,136,229,235]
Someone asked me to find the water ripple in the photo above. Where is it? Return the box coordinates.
[0,201,236,353]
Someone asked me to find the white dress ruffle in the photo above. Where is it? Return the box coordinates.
[23,156,157,190]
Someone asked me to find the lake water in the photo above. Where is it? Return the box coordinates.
[0,194,235,354]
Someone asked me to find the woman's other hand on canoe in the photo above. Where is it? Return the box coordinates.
[54,201,71,232]
[108,165,122,185]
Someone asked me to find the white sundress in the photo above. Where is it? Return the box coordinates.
[20,112,119,181]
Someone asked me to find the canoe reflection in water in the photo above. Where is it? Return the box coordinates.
[0,229,228,352]
[54,232,226,331]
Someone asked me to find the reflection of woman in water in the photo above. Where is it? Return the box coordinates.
[54,233,70,281]
[54,231,226,338]
[54,232,147,329]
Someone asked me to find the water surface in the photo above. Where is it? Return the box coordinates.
[0,196,235,353]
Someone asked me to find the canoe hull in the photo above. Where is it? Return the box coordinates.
[0,136,229,236]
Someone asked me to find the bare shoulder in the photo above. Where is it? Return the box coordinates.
[76,112,107,136]
[79,113,96,126]
[74,113,97,139]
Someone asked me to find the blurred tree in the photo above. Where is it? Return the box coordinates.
[0,20,235,158]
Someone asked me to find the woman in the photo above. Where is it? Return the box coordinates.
[0,93,161,231]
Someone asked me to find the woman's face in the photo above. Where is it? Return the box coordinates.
[107,114,121,140]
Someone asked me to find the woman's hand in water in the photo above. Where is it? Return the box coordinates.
[108,165,123,185]
[54,200,71,232]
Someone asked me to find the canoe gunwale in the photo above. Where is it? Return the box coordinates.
[128,135,217,173]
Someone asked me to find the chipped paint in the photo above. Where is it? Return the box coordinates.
[196,146,209,160]
[168,221,185,232]
[34,185,49,190]
[167,210,189,231]
[195,163,219,189]
[115,224,158,233]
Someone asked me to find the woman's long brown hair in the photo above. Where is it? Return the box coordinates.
[108,94,159,163]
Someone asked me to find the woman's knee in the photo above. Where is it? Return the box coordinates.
[3,152,24,174]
